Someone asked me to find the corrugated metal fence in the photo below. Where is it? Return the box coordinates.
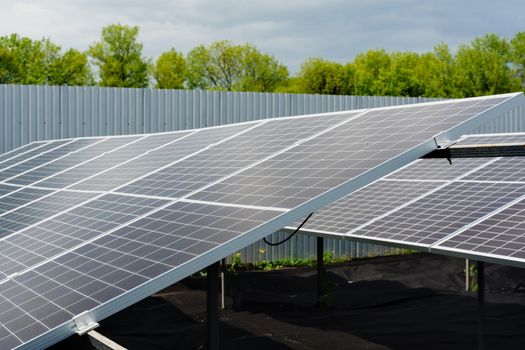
[2,84,524,263]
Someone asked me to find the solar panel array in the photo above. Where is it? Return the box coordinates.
[299,132,525,262]
[0,93,522,349]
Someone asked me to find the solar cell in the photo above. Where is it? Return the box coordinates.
[0,140,72,172]
[434,200,525,264]
[298,180,443,235]
[117,112,359,198]
[7,137,141,187]
[461,157,525,183]
[0,194,170,279]
[71,123,256,192]
[453,133,525,146]
[0,142,48,165]
[16,133,189,189]
[0,139,101,182]
[348,181,525,247]
[0,191,98,240]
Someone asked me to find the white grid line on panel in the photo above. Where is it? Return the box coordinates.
[0,140,78,173]
[112,110,371,201]
[430,191,525,248]
[1,136,146,184]
[23,131,201,190]
[0,142,50,168]
[108,121,269,194]
[336,157,502,240]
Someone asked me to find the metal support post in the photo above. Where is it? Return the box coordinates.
[207,262,220,350]
[477,261,485,350]
[220,258,226,310]
[317,236,325,306]
[466,258,470,291]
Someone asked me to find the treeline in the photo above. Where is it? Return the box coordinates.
[1,24,524,98]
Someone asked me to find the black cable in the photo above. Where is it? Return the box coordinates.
[263,212,314,246]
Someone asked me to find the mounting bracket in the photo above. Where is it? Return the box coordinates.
[73,310,99,335]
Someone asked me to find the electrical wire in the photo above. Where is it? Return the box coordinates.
[263,212,314,246]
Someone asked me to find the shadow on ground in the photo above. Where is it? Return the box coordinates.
[51,253,525,350]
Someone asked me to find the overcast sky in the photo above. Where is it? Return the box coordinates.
[0,0,524,73]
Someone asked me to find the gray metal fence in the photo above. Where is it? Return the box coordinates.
[2,84,523,263]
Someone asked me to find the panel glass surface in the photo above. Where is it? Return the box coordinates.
[0,139,100,182]
[0,184,22,198]
[462,157,525,183]
[0,188,53,216]
[191,98,509,208]
[386,157,494,181]
[300,180,443,234]
[71,124,256,192]
[118,113,358,198]
[0,200,281,349]
[8,137,141,187]
[349,181,525,246]
[435,199,525,260]
[0,140,72,172]
[0,194,170,280]
[454,133,525,146]
[0,191,98,240]
[0,142,48,165]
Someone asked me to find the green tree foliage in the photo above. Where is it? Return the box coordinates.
[238,44,288,92]
[511,32,525,90]
[0,34,92,85]
[452,33,520,97]
[48,49,94,86]
[153,49,187,89]
[292,58,347,94]
[88,24,150,88]
[186,40,288,91]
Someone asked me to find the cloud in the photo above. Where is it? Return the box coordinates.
[0,0,523,73]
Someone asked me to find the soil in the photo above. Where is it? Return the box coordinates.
[51,253,525,350]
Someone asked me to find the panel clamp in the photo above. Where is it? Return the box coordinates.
[73,310,99,335]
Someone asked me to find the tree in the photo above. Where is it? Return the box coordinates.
[0,34,93,85]
[186,40,288,92]
[48,49,94,86]
[88,24,150,88]
[292,58,346,94]
[452,33,520,97]
[350,49,392,95]
[187,40,244,90]
[0,47,19,83]
[238,44,288,92]
[153,49,187,89]
[511,32,525,90]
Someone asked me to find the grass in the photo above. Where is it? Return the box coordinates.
[226,248,415,272]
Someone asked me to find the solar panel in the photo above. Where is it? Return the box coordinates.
[453,133,525,146]
[70,123,256,192]
[0,93,521,350]
[0,194,169,280]
[0,201,282,349]
[461,157,525,182]
[7,137,141,187]
[117,112,358,198]
[0,140,72,172]
[0,191,98,240]
[348,181,525,247]
[189,97,513,209]
[0,142,49,165]
[0,139,101,182]
[433,199,525,265]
